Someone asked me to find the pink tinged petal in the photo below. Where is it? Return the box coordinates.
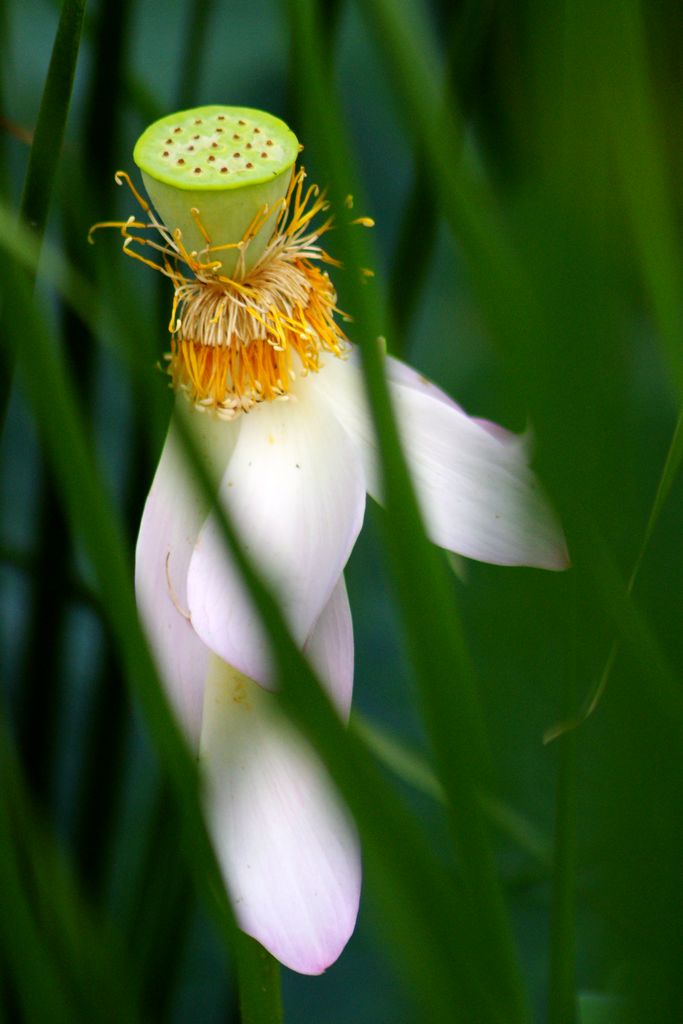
[385,352,529,448]
[387,381,569,569]
[135,408,238,746]
[472,417,526,448]
[312,354,568,570]
[186,387,366,685]
[303,575,354,721]
[382,355,531,451]
[200,658,361,975]
[384,355,532,455]
[385,353,464,413]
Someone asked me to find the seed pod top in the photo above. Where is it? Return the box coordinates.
[134,105,299,274]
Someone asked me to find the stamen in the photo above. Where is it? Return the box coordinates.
[191,206,213,245]
[114,170,150,212]
[92,167,374,418]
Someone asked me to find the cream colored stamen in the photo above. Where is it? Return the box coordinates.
[90,168,359,419]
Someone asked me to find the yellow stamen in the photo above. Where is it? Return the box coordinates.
[114,170,150,212]
[190,206,213,245]
[93,167,374,418]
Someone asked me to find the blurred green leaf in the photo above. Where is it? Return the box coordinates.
[1,0,86,429]
[578,993,628,1024]
[353,713,552,866]
[0,716,141,1023]
[19,0,86,240]
[175,0,216,108]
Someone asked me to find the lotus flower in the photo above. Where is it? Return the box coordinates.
[96,106,568,975]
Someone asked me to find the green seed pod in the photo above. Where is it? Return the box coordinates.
[133,105,299,276]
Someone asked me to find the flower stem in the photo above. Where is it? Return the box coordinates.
[235,933,283,1024]
[547,575,578,1024]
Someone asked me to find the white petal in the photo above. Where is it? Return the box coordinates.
[311,353,567,570]
[186,387,366,685]
[135,407,237,746]
[307,354,374,488]
[317,347,462,412]
[200,658,361,975]
[303,575,354,720]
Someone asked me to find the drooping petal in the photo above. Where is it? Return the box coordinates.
[384,354,533,451]
[311,351,568,570]
[186,386,366,685]
[135,409,237,745]
[386,356,529,450]
[384,352,464,412]
[303,575,354,720]
[200,657,361,975]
